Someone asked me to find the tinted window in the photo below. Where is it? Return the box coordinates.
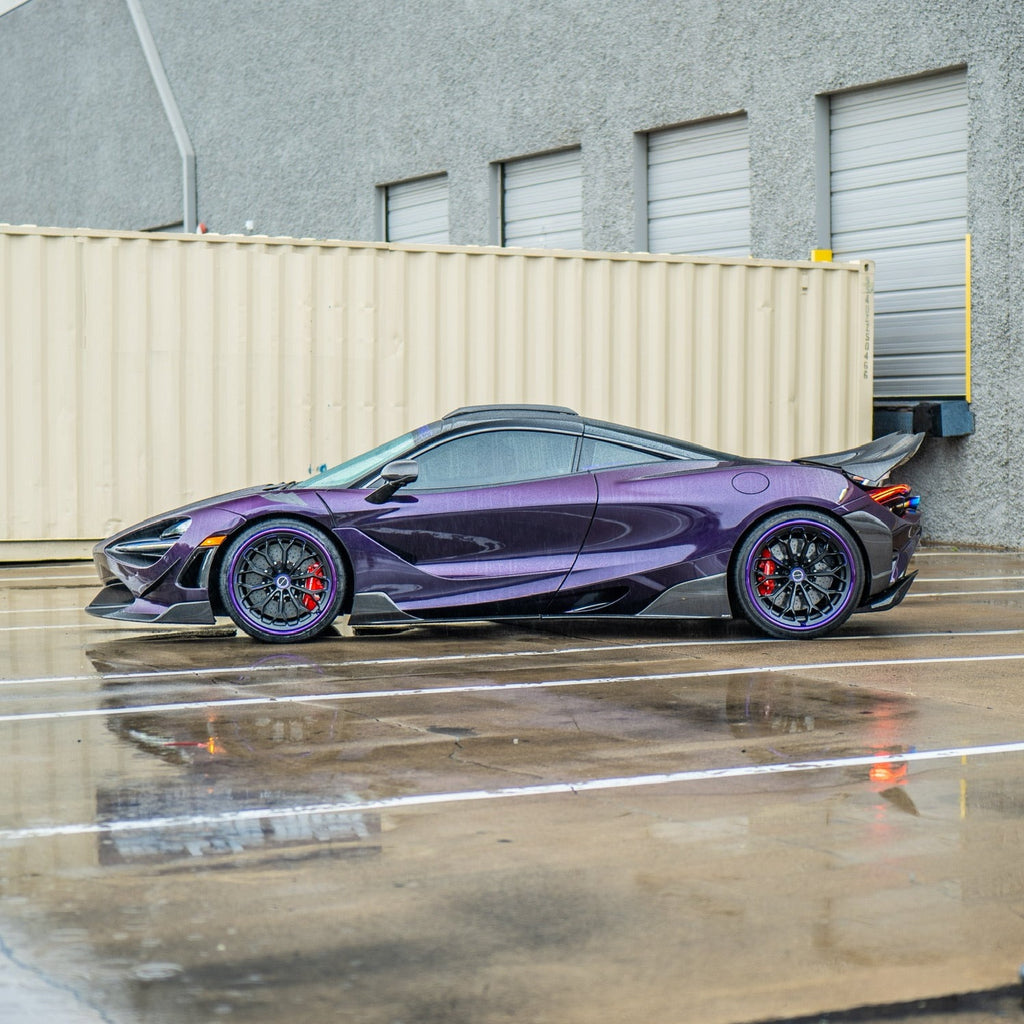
[409,430,578,490]
[579,437,669,471]
[585,419,732,461]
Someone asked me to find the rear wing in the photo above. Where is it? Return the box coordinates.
[795,432,925,487]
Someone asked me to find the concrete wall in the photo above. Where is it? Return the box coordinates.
[1,0,1021,546]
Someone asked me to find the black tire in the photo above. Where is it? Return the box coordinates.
[219,518,347,643]
[732,509,865,640]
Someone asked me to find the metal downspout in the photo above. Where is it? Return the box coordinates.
[125,0,197,231]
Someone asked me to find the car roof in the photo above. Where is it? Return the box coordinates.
[442,404,579,421]
[434,404,586,437]
[436,404,736,462]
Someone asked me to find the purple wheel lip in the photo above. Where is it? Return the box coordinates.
[743,517,857,631]
[227,524,337,638]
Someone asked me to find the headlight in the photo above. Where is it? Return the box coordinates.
[160,518,192,540]
[109,518,193,566]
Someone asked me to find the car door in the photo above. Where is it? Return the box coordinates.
[335,427,598,616]
[555,437,731,608]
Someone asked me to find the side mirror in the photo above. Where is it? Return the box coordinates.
[366,459,418,504]
[381,460,419,484]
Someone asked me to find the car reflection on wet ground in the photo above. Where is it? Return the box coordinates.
[2,549,1024,1022]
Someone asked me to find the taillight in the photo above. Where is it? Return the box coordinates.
[868,483,920,517]
[869,759,908,784]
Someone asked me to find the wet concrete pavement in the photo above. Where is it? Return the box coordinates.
[2,549,1024,1023]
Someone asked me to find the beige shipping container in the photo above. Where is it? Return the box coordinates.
[0,225,873,561]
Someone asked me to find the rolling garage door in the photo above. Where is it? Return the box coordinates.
[501,148,583,249]
[830,71,968,398]
[646,115,751,257]
[385,175,450,244]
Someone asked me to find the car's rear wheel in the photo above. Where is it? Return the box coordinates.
[220,518,347,643]
[732,509,864,639]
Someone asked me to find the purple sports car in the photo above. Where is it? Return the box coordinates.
[88,405,923,643]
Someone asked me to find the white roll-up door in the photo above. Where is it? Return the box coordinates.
[646,115,751,257]
[385,175,450,244]
[830,71,968,399]
[501,148,583,249]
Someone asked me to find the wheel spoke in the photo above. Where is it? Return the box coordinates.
[240,554,274,578]
[797,583,816,618]
[803,578,834,602]
[281,537,298,569]
[239,580,274,597]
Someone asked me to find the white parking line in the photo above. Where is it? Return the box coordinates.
[3,583,1023,636]
[5,627,1024,690]
[0,607,85,616]
[0,571,1019,625]
[2,739,1023,844]
[0,574,95,583]
[913,551,1019,557]
[0,623,131,633]
[922,576,1024,582]
[4,651,1024,725]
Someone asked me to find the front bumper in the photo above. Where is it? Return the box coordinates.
[86,582,216,625]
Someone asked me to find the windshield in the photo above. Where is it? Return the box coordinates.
[295,429,424,490]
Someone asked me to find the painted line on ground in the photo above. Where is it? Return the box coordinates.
[5,627,1024,690]
[0,574,1015,611]
[3,584,1023,635]
[0,575,96,583]
[3,651,1024,725]
[0,607,85,616]
[912,551,1016,556]
[922,576,1024,582]
[2,739,1023,843]
[0,623,141,633]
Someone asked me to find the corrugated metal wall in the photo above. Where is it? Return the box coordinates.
[0,225,873,560]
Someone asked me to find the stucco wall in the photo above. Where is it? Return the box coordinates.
[0,0,179,230]
[1,0,1021,546]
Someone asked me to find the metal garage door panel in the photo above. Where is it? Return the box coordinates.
[502,149,582,249]
[830,70,967,398]
[386,175,450,244]
[647,116,750,257]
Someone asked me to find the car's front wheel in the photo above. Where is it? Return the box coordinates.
[220,518,347,643]
[732,510,864,639]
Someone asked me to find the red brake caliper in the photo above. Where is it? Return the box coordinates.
[302,561,325,612]
[756,548,776,597]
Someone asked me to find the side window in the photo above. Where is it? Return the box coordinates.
[409,430,578,490]
[579,437,669,471]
